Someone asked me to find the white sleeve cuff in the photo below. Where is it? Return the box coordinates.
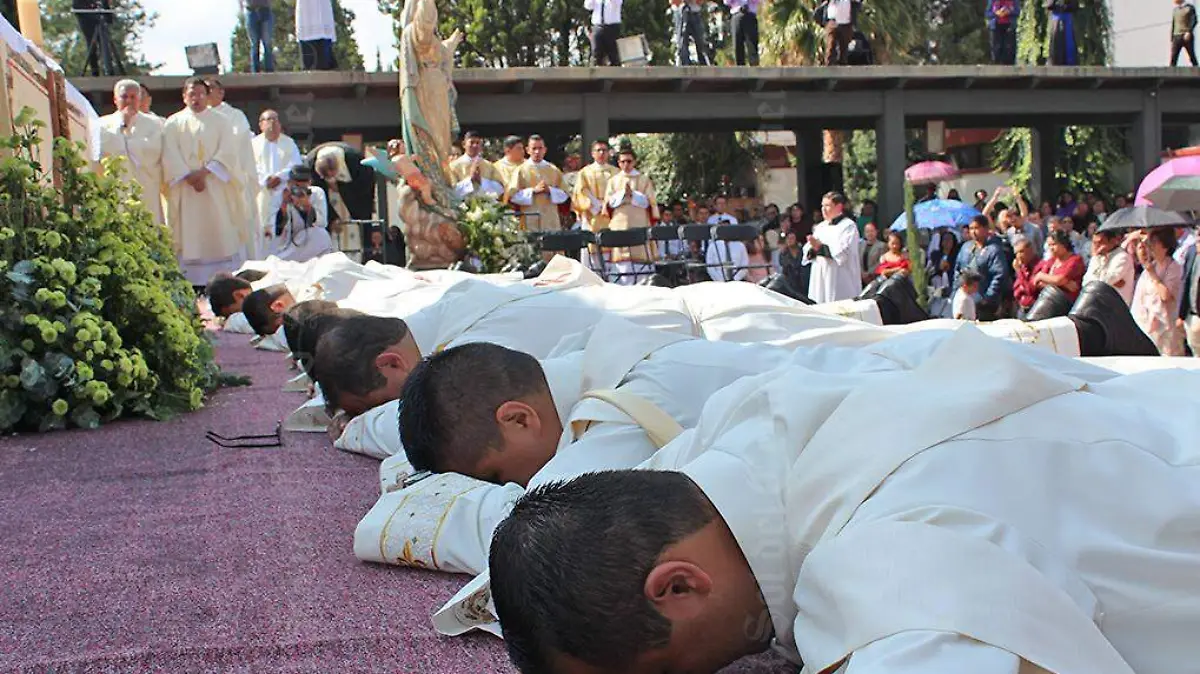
[205,160,231,183]
[511,188,535,206]
[630,191,650,209]
[480,179,504,197]
[549,187,569,204]
[606,191,625,210]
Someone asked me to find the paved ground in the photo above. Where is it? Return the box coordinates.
[0,331,794,673]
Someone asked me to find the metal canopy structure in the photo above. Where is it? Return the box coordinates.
[76,66,1200,218]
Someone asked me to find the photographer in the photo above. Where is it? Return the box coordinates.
[266,167,333,262]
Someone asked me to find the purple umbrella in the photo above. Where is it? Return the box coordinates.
[1135,155,1200,206]
[904,161,959,185]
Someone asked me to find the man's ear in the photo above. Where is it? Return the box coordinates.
[269,298,287,314]
[233,288,251,302]
[494,400,541,437]
[375,349,416,375]
[644,561,713,621]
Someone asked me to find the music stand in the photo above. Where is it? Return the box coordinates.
[72,6,126,77]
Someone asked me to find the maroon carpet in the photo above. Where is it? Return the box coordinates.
[0,332,795,673]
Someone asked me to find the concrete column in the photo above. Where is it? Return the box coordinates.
[875,90,906,224]
[581,94,610,145]
[1131,91,1163,186]
[1030,124,1059,206]
[792,127,824,209]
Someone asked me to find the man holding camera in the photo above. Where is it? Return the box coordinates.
[266,166,334,262]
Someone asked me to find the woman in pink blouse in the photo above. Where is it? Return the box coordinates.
[1130,228,1186,356]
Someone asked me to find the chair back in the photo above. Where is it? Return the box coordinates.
[648,226,681,243]
[678,224,713,243]
[596,228,650,249]
[539,231,589,253]
[712,224,760,242]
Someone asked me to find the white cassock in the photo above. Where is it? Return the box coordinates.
[97,111,165,225]
[803,216,863,303]
[642,325,1200,674]
[252,132,303,255]
[353,317,792,631]
[213,102,261,259]
[162,107,246,285]
[296,0,337,42]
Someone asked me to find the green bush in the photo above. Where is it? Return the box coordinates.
[0,107,229,432]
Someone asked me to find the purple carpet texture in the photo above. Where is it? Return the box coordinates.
[0,332,796,673]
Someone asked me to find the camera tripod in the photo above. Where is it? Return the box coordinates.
[73,7,126,77]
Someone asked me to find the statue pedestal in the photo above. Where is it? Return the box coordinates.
[397,184,465,270]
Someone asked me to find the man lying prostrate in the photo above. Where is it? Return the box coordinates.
[329,280,1157,462]
[360,314,1162,639]
[488,326,1200,674]
[355,315,791,575]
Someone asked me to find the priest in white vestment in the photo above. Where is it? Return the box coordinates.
[98,79,165,226]
[207,79,261,259]
[803,191,863,302]
[448,131,504,199]
[488,326,1200,674]
[252,109,303,254]
[162,78,246,285]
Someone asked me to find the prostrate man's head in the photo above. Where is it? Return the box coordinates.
[207,275,254,317]
[235,269,268,283]
[182,77,210,113]
[241,284,296,336]
[310,314,421,417]
[490,471,771,674]
[399,343,560,486]
[281,300,357,372]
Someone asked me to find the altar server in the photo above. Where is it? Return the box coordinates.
[602,148,659,281]
[448,130,504,199]
[490,325,1200,674]
[803,190,863,302]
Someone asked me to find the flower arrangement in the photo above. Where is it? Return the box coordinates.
[454,196,539,274]
[0,108,234,433]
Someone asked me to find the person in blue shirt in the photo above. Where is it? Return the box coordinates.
[954,215,1012,320]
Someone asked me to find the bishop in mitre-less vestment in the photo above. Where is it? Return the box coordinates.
[506,159,569,232]
[98,110,165,225]
[162,105,246,285]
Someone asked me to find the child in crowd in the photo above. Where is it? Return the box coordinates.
[953,269,981,321]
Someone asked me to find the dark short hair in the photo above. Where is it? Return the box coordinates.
[289,165,314,182]
[960,269,983,287]
[527,134,545,145]
[1148,227,1178,255]
[311,314,409,412]
[241,284,290,336]
[182,77,210,93]
[234,269,267,283]
[463,130,482,140]
[617,148,637,161]
[503,135,524,150]
[1049,229,1072,249]
[490,471,717,673]
[282,301,351,369]
[207,275,252,317]
[399,342,548,472]
[970,215,992,229]
[204,77,224,90]
[592,138,610,150]
[823,191,848,206]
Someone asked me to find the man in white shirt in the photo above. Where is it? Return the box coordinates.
[817,0,861,64]
[1083,229,1135,306]
[706,195,738,226]
[268,174,334,263]
[488,326,1200,674]
[251,109,303,252]
[296,0,337,70]
[583,0,623,65]
[704,237,750,282]
[802,191,863,302]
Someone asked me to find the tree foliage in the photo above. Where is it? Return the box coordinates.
[994,0,1124,197]
[625,133,764,204]
[231,0,365,73]
[378,0,671,67]
[38,0,158,77]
